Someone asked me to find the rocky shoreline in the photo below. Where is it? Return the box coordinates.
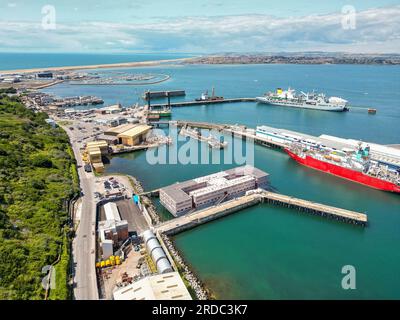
[160,233,210,300]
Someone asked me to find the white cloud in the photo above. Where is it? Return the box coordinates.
[0,6,399,53]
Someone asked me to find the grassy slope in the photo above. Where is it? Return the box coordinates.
[0,92,78,299]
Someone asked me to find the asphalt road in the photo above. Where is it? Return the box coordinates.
[65,126,99,300]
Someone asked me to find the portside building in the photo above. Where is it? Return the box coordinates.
[160,165,269,216]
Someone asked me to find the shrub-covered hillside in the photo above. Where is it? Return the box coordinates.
[0,91,78,299]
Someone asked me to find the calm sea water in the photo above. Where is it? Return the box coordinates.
[43,63,400,299]
[0,52,192,71]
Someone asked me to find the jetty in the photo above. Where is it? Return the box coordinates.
[179,126,227,149]
[150,121,400,167]
[144,90,186,100]
[144,96,375,114]
[153,190,367,235]
[144,97,256,109]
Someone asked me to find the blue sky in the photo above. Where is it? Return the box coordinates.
[0,0,399,53]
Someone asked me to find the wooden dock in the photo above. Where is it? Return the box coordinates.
[154,190,367,235]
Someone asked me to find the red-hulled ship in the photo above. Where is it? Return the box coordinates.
[285,143,400,193]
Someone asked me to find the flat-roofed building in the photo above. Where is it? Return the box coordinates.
[113,272,192,300]
[117,124,151,146]
[86,140,108,155]
[96,134,119,145]
[160,165,269,216]
[87,147,102,163]
[92,162,104,173]
[104,123,138,136]
[104,202,121,222]
[102,220,129,242]
[101,239,113,259]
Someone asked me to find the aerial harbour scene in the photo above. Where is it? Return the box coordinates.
[0,0,400,309]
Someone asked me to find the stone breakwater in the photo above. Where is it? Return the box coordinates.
[144,198,161,225]
[161,233,209,300]
[128,175,144,194]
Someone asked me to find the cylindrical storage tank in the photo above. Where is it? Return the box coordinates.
[156,257,173,274]
[151,247,167,265]
[142,230,156,245]
[146,238,162,254]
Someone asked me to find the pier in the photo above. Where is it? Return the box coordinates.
[155,193,262,235]
[145,97,256,108]
[179,126,227,149]
[154,190,367,235]
[151,121,400,166]
[144,90,186,100]
[144,96,375,114]
[150,120,288,148]
[260,191,367,225]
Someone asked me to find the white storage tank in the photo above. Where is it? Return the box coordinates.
[146,238,162,254]
[156,257,173,274]
[142,230,156,244]
[151,247,167,264]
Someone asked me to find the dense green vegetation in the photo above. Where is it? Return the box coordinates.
[0,89,78,299]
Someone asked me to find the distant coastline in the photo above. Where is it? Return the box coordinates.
[184,53,400,65]
[2,53,399,75]
[0,57,193,75]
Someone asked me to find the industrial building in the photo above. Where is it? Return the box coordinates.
[36,71,53,78]
[86,140,109,155]
[96,134,119,145]
[104,123,139,136]
[87,147,102,164]
[143,90,186,100]
[94,116,128,127]
[95,103,123,114]
[86,140,108,172]
[160,165,269,216]
[113,272,192,300]
[92,162,105,173]
[98,202,129,259]
[104,202,121,221]
[142,230,173,274]
[45,118,57,128]
[116,124,151,146]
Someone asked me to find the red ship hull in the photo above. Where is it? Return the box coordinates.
[285,148,400,193]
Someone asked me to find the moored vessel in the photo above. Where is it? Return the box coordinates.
[257,87,348,112]
[285,142,400,193]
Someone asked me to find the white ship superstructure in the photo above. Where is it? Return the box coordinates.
[256,87,348,111]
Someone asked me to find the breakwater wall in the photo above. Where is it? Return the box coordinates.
[160,233,209,300]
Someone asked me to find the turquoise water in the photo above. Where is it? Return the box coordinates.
[43,63,400,299]
[0,52,192,70]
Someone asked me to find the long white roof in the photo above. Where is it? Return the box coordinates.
[104,202,121,222]
[189,175,255,198]
[113,272,192,300]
